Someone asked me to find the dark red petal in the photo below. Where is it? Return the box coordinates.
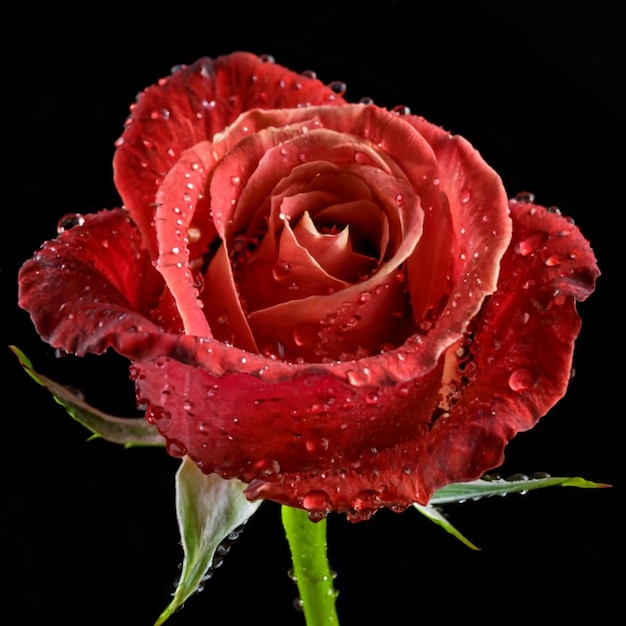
[18,209,166,357]
[113,53,347,259]
[243,200,599,517]
[416,199,600,492]
[133,352,444,485]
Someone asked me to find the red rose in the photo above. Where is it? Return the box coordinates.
[18,52,599,521]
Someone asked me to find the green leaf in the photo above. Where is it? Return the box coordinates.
[429,474,610,506]
[413,503,480,550]
[10,345,164,447]
[415,473,610,549]
[155,456,262,626]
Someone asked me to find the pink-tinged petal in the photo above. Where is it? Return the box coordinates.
[113,53,348,258]
[201,243,258,353]
[259,214,349,300]
[154,141,217,337]
[247,269,414,362]
[244,202,599,518]
[215,104,437,239]
[209,120,321,239]
[309,200,390,266]
[243,165,423,361]
[18,210,166,357]
[291,204,384,282]
[291,208,373,282]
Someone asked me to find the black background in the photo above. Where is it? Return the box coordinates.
[1,2,623,625]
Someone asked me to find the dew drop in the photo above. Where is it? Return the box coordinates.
[517,234,545,256]
[391,104,411,115]
[346,368,372,386]
[150,108,171,120]
[328,80,347,95]
[166,439,187,457]
[188,227,202,242]
[57,213,85,233]
[302,490,331,512]
[365,391,380,405]
[272,260,292,280]
[293,323,315,347]
[513,191,535,204]
[545,255,561,267]
[508,368,535,392]
[459,188,472,204]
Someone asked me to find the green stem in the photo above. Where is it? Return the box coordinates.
[281,505,340,626]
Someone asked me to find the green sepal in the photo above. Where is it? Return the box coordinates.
[413,503,480,550]
[416,474,610,549]
[155,457,262,625]
[429,474,610,505]
[10,345,164,447]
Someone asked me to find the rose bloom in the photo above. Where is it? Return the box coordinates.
[19,52,599,521]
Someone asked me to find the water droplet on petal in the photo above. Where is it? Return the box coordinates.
[328,80,347,95]
[293,323,317,348]
[365,391,380,405]
[508,368,535,392]
[150,108,171,120]
[272,260,292,280]
[391,104,411,115]
[57,213,85,233]
[459,188,472,204]
[302,490,331,513]
[517,234,545,256]
[166,439,187,457]
[188,227,202,242]
[513,191,535,204]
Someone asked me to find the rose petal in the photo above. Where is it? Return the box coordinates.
[18,210,165,357]
[154,141,216,337]
[243,200,599,518]
[133,352,445,485]
[114,52,348,258]
[247,269,414,362]
[245,166,423,361]
[406,116,511,329]
[201,243,259,352]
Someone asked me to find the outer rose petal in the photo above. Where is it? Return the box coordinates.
[244,200,600,519]
[18,210,166,357]
[113,52,348,258]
